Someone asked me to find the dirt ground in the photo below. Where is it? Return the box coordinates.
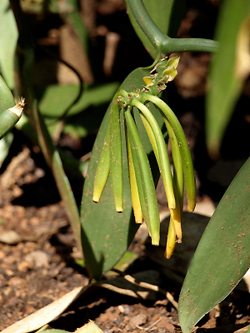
[0,0,250,332]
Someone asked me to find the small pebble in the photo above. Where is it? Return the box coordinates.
[130,313,147,327]
[24,250,49,268]
[3,286,12,296]
[8,277,26,288]
[5,269,14,277]
[0,250,5,260]
[0,230,22,244]
[18,260,30,272]
[118,304,130,315]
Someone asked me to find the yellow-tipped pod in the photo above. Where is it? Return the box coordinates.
[141,94,196,212]
[164,120,184,242]
[109,100,123,213]
[170,207,182,243]
[165,217,176,259]
[125,108,160,245]
[92,123,111,203]
[127,126,151,234]
[132,98,176,210]
[139,106,183,239]
[127,135,143,223]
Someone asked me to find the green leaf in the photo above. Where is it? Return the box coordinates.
[206,0,250,156]
[63,0,90,54]
[0,0,18,89]
[0,132,13,168]
[37,82,120,138]
[32,102,82,252]
[80,67,162,280]
[37,82,119,118]
[113,251,139,273]
[126,0,185,58]
[0,75,15,111]
[178,157,250,333]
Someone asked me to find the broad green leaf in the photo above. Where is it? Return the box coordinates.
[126,0,185,58]
[206,0,250,156]
[37,82,119,118]
[80,67,163,280]
[0,0,18,89]
[179,157,250,333]
[37,82,119,138]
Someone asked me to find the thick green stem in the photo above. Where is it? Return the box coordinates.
[126,0,219,54]
[126,0,166,49]
[161,37,219,54]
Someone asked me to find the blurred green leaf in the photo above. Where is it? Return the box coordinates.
[37,82,119,118]
[80,67,163,280]
[0,75,15,112]
[206,0,250,156]
[63,0,90,55]
[21,0,59,14]
[0,0,18,89]
[0,132,13,168]
[113,251,139,273]
[16,114,87,181]
[126,0,185,58]
[178,157,250,333]
[75,259,86,267]
[62,104,108,138]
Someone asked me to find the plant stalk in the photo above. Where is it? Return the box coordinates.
[126,0,219,54]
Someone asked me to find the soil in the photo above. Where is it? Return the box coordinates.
[0,0,250,332]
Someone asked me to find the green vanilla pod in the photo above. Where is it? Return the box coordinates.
[140,94,196,212]
[0,98,25,139]
[164,119,184,243]
[165,217,176,259]
[139,111,160,165]
[125,108,160,246]
[127,131,143,224]
[109,100,123,213]
[126,122,149,233]
[92,123,111,203]
[132,98,176,210]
